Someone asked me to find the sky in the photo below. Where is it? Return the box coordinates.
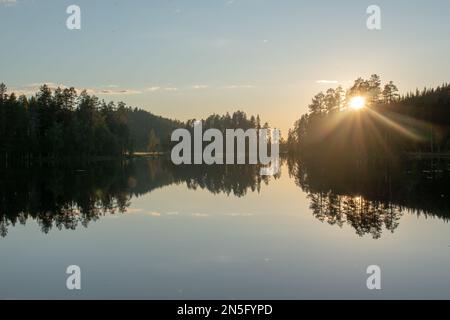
[1,0,450,133]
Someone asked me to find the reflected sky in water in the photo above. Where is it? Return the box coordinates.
[0,159,450,299]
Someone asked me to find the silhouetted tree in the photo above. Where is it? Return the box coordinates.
[287,76,450,156]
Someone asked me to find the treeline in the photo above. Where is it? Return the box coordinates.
[0,83,130,161]
[287,75,450,159]
[0,158,271,237]
[0,83,185,163]
[183,111,275,158]
[128,108,183,152]
[188,111,269,131]
[0,83,269,164]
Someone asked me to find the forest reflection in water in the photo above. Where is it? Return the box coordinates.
[1,155,450,239]
[288,155,450,238]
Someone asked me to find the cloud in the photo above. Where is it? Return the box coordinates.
[192,213,210,218]
[225,213,254,217]
[192,85,209,89]
[11,83,65,95]
[223,84,255,89]
[95,89,141,95]
[125,208,144,214]
[147,212,162,217]
[10,82,257,97]
[146,86,161,92]
[316,80,339,84]
[0,0,16,7]
[10,83,142,96]
[145,86,179,92]
[144,211,179,217]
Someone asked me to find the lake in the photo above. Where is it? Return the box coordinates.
[0,157,449,299]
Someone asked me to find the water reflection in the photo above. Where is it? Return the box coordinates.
[288,155,450,238]
[1,156,449,238]
[0,159,273,237]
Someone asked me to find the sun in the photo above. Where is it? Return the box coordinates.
[349,96,366,110]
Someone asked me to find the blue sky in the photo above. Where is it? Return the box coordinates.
[1,0,450,132]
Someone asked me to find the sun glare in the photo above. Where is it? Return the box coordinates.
[349,96,366,110]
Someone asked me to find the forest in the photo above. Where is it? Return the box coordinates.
[287,75,450,160]
[0,83,267,165]
[2,76,450,165]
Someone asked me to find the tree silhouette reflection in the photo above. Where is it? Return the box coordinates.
[0,159,273,237]
[288,155,450,238]
[1,156,449,239]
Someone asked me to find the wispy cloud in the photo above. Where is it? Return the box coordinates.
[223,84,255,89]
[125,208,144,214]
[225,213,254,217]
[145,86,179,92]
[144,86,179,92]
[95,89,141,95]
[146,86,161,92]
[147,212,162,217]
[0,0,17,7]
[192,85,209,89]
[11,83,142,96]
[142,211,180,217]
[316,80,339,84]
[11,83,65,95]
[192,213,210,218]
[10,82,255,96]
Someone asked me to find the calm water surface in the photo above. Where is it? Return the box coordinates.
[0,158,449,299]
